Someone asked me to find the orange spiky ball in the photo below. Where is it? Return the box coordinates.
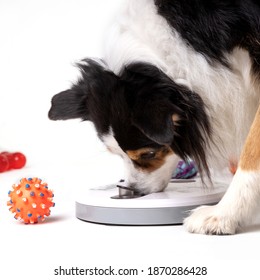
[7,177,55,224]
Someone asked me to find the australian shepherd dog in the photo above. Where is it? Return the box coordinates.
[49,0,260,234]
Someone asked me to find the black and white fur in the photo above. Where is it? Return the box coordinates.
[49,0,260,234]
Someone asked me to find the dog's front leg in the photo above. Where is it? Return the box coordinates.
[184,106,260,235]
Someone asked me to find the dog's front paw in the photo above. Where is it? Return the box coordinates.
[184,205,238,235]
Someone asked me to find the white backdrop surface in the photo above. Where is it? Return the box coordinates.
[0,1,260,279]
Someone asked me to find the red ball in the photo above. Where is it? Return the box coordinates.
[0,154,9,172]
[9,152,26,169]
[1,152,12,170]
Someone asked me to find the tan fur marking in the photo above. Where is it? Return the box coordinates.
[240,106,260,171]
[172,114,180,125]
[126,148,153,161]
[126,147,174,172]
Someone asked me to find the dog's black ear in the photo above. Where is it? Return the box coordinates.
[122,63,182,145]
[48,88,89,120]
[48,59,118,121]
[124,62,212,178]
[132,84,212,178]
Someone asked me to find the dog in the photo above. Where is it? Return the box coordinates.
[48,0,260,235]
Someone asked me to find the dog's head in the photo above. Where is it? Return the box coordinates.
[49,59,211,194]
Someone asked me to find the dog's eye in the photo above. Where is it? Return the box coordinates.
[140,151,156,160]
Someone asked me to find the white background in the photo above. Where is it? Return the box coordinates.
[1,1,260,279]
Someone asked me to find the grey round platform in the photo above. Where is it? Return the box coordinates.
[76,179,228,226]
